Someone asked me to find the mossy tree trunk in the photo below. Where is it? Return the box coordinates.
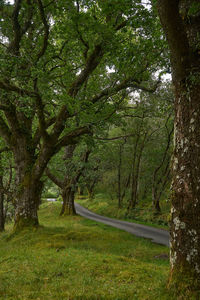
[14,175,43,231]
[47,146,91,216]
[11,131,56,231]
[158,0,200,293]
[86,184,95,200]
[13,149,45,231]
[60,187,76,216]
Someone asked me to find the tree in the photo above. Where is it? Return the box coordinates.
[152,115,173,213]
[0,146,14,231]
[46,144,90,216]
[127,119,148,212]
[0,0,163,230]
[0,159,4,231]
[95,87,173,214]
[157,0,200,294]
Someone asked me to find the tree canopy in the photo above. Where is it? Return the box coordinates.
[0,0,167,229]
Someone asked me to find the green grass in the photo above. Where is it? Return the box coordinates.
[77,194,170,230]
[0,201,174,300]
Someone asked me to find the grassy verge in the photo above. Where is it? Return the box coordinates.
[77,194,170,230]
[0,201,173,300]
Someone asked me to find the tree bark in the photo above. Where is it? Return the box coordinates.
[152,123,173,213]
[60,187,76,216]
[12,136,54,230]
[127,131,140,211]
[117,145,122,208]
[128,131,147,211]
[77,186,84,196]
[14,174,43,231]
[117,140,126,208]
[86,185,95,200]
[158,0,200,294]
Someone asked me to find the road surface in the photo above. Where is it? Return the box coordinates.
[75,203,169,247]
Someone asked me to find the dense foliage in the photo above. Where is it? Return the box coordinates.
[0,0,168,229]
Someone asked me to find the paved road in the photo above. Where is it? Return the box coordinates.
[75,203,169,247]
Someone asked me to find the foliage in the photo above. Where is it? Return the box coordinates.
[93,84,173,213]
[0,0,169,228]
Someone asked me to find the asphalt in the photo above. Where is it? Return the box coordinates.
[75,203,169,247]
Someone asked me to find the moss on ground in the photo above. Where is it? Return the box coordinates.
[0,201,176,300]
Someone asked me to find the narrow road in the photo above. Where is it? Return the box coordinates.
[75,203,169,247]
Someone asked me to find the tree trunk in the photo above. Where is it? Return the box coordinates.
[86,185,94,200]
[0,175,5,232]
[121,172,131,203]
[152,122,173,214]
[153,197,161,214]
[60,187,76,216]
[117,144,122,208]
[128,132,147,211]
[14,175,43,231]
[152,185,161,214]
[78,186,84,196]
[127,133,140,211]
[153,168,171,214]
[169,80,200,292]
[13,142,52,231]
[158,0,200,294]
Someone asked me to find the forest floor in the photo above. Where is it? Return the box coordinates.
[0,201,175,300]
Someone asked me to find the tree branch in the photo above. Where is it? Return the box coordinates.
[8,0,22,55]
[94,133,136,141]
[55,126,90,150]
[51,43,103,140]
[68,43,103,97]
[36,0,50,61]
[91,79,131,104]
[34,79,50,142]
[0,80,36,97]
[128,80,161,93]
[46,167,63,188]
[21,0,34,35]
[32,116,56,146]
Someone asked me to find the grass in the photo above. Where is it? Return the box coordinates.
[77,194,170,230]
[0,201,175,300]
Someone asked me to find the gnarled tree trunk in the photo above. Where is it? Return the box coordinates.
[12,137,54,231]
[158,0,200,294]
[60,187,76,216]
[14,176,43,230]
